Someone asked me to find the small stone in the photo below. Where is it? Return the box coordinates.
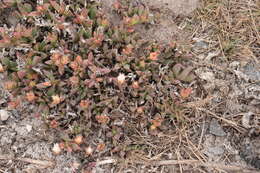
[243,63,260,81]
[7,14,20,27]
[206,146,225,156]
[209,119,226,136]
[199,72,215,81]
[229,61,240,68]
[0,110,10,121]
[26,124,33,132]
[241,112,253,128]
[194,41,208,49]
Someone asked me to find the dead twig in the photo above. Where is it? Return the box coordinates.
[95,158,117,166]
[0,155,54,168]
[182,96,213,108]
[198,108,247,133]
[132,159,258,172]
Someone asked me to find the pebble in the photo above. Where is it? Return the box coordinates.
[209,118,226,136]
[0,109,10,121]
[199,72,215,81]
[206,146,225,156]
[26,124,33,132]
[193,40,208,50]
[243,63,260,81]
[242,112,253,128]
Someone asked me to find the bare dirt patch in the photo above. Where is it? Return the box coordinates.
[144,0,200,15]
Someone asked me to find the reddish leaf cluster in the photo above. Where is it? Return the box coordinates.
[0,0,196,161]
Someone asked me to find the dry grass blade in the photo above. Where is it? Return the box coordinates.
[182,96,214,108]
[130,159,258,172]
[16,158,54,168]
[0,155,54,168]
[198,108,247,133]
[95,158,117,166]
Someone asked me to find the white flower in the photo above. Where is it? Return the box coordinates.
[52,143,61,155]
[117,73,126,85]
[85,146,93,155]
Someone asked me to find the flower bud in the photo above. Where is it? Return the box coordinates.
[132,81,139,89]
[74,135,83,145]
[0,63,4,73]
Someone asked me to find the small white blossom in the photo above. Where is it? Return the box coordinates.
[117,73,126,85]
[52,143,61,155]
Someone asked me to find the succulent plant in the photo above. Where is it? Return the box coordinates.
[0,0,195,157]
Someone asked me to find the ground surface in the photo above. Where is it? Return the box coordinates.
[0,0,259,172]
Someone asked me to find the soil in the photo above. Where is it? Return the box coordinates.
[0,0,259,172]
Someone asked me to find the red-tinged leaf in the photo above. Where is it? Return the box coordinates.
[0,63,4,72]
[49,0,61,13]
[180,88,193,99]
[96,143,105,152]
[129,15,140,26]
[98,68,111,75]
[26,91,37,102]
[4,81,17,90]
[23,28,33,38]
[149,51,160,61]
[88,51,94,61]
[113,1,121,10]
[8,100,20,109]
[0,39,11,48]
[122,44,133,55]
[75,55,83,64]
[151,116,163,128]
[70,61,79,72]
[58,66,65,75]
[18,3,32,15]
[65,145,73,153]
[85,79,95,88]
[33,112,41,118]
[59,142,65,150]
[71,143,81,151]
[69,76,79,86]
[81,8,88,18]
[100,18,110,27]
[37,3,50,12]
[50,120,59,128]
[17,70,26,79]
[27,11,40,17]
[61,55,70,65]
[36,81,52,89]
[46,32,57,42]
[74,135,83,145]
[95,115,110,124]
[32,56,42,66]
[79,100,90,110]
[2,0,15,8]
[51,95,62,106]
[73,15,82,24]
[0,28,5,35]
[44,60,53,65]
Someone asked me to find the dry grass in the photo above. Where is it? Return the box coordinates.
[118,0,260,172]
[190,0,259,61]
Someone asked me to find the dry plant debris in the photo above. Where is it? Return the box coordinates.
[0,0,198,172]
